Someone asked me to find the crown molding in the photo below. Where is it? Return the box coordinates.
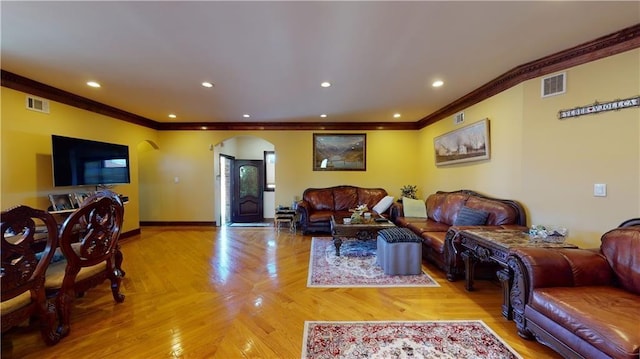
[2,24,639,131]
[416,23,640,129]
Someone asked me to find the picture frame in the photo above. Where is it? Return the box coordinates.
[48,193,75,211]
[313,133,366,171]
[74,191,94,207]
[434,118,490,166]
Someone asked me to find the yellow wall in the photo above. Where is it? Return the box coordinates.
[1,87,157,233]
[420,49,640,247]
[137,130,420,222]
[2,49,638,247]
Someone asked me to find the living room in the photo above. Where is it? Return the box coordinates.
[3,45,639,249]
[1,2,639,358]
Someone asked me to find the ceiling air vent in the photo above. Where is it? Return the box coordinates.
[453,111,465,125]
[25,95,50,113]
[541,72,566,98]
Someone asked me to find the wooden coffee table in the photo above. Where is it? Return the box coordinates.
[330,215,395,256]
[458,228,578,319]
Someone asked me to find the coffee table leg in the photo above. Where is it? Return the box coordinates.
[334,237,342,256]
[461,250,476,291]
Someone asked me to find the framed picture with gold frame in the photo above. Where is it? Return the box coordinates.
[434,118,490,166]
[313,133,366,171]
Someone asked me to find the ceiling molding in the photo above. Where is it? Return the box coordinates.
[416,23,640,129]
[2,24,639,132]
[0,70,160,130]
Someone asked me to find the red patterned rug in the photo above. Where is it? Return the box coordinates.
[302,320,522,359]
[307,237,439,288]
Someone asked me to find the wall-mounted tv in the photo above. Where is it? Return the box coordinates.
[51,135,130,187]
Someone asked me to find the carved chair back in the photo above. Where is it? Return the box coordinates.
[1,205,60,345]
[45,190,125,338]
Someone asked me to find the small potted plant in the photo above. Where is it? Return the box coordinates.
[400,185,418,199]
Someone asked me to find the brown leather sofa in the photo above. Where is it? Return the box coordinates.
[296,185,389,234]
[507,224,640,359]
[390,189,527,280]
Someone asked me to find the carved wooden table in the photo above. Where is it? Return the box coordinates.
[459,228,577,319]
[330,215,395,256]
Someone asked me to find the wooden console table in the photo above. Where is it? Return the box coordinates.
[458,228,577,319]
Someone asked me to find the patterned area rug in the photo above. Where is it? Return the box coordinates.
[307,237,439,287]
[302,320,523,359]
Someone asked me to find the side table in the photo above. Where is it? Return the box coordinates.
[458,228,578,319]
[274,209,297,233]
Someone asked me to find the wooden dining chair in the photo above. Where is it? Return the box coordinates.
[1,205,61,345]
[44,190,125,338]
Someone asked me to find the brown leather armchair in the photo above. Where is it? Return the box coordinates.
[507,224,640,359]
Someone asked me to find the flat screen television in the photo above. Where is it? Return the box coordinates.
[51,135,130,187]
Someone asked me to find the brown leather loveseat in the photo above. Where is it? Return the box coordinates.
[296,185,389,234]
[507,224,640,359]
[390,189,527,280]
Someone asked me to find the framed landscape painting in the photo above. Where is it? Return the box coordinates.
[434,118,490,166]
[313,133,366,171]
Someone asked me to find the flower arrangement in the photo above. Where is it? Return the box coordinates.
[529,225,568,243]
[350,204,369,223]
[400,185,418,199]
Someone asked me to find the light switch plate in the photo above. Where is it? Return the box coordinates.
[594,183,607,197]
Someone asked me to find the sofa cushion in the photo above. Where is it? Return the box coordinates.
[402,197,427,218]
[453,206,489,226]
[305,188,334,211]
[529,286,640,359]
[426,192,468,225]
[465,196,518,226]
[334,187,357,211]
[400,218,450,233]
[308,211,335,223]
[372,196,394,215]
[421,231,447,254]
[357,188,387,210]
[601,228,640,295]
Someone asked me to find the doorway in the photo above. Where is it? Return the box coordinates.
[216,136,275,226]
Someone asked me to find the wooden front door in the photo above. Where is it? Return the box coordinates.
[231,160,264,223]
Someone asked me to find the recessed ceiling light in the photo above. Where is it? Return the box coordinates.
[432,80,444,87]
[320,82,331,88]
[243,114,250,118]
[320,114,327,118]
[393,113,401,118]
[201,126,208,130]
[87,81,101,88]
[168,114,177,119]
[202,82,214,88]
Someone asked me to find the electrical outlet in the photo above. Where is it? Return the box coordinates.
[594,183,607,197]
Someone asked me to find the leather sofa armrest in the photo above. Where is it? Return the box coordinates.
[296,200,311,219]
[389,202,403,222]
[509,247,613,289]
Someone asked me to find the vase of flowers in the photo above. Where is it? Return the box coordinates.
[400,185,418,199]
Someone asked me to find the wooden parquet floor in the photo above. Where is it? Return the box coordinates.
[1,226,561,358]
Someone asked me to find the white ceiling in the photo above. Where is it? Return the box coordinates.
[2,1,639,124]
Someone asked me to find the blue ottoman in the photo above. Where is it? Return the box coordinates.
[376,227,422,275]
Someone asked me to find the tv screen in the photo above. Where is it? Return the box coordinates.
[51,135,130,187]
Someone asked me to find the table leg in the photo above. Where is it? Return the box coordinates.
[334,237,342,256]
[461,250,476,291]
[497,268,512,320]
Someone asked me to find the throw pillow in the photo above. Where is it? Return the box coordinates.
[372,195,394,214]
[454,206,489,226]
[402,197,427,218]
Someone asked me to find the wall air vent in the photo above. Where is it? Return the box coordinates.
[541,72,566,98]
[453,111,465,125]
[25,95,50,113]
